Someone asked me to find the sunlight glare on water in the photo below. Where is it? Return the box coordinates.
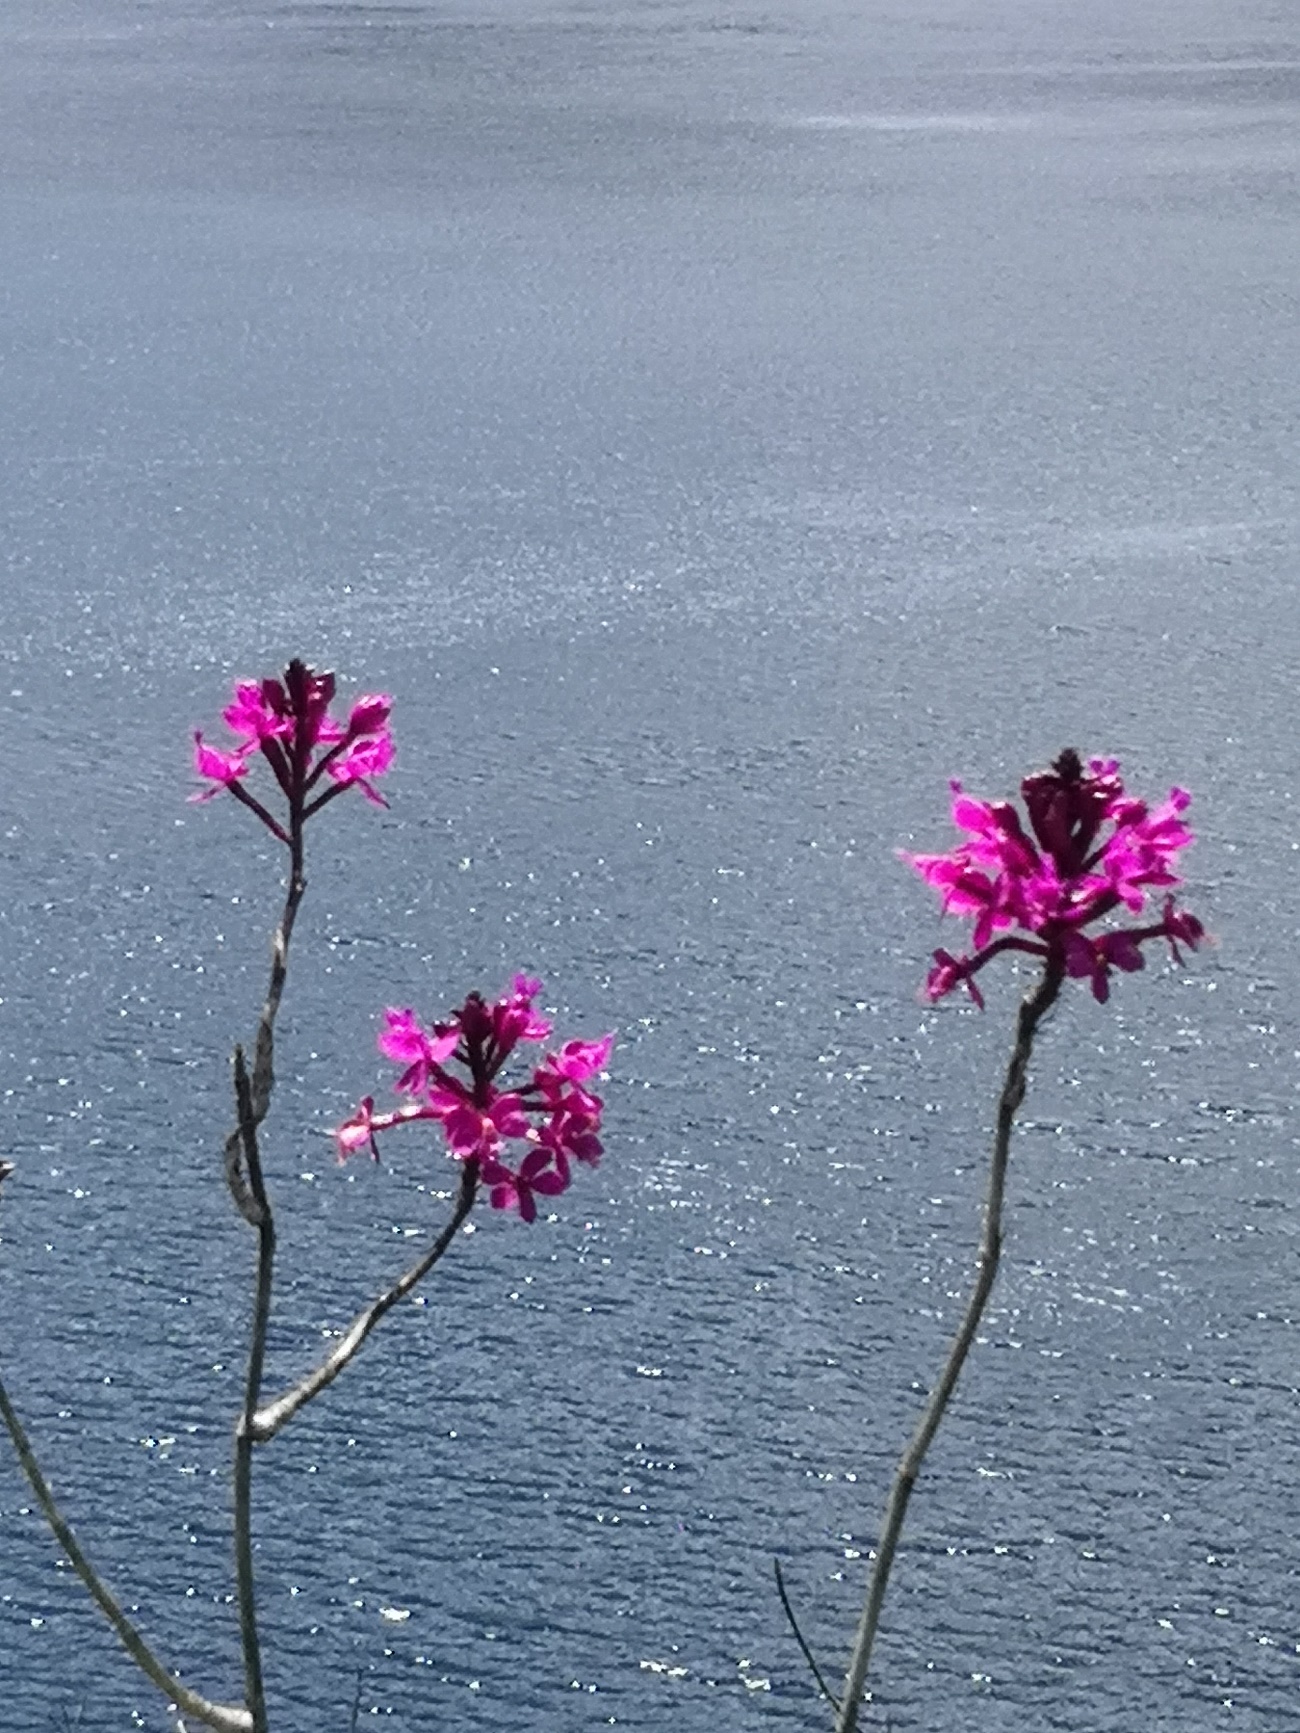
[2,2,1299,1729]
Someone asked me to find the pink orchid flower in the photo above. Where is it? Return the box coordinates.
[192,736,253,790]
[904,749,1205,1005]
[192,660,394,843]
[483,1147,570,1224]
[337,976,614,1223]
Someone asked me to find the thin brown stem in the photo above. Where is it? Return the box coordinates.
[252,823,306,1120]
[223,832,305,1222]
[835,959,1064,1733]
[0,1376,252,1733]
[225,818,304,1733]
[224,781,290,848]
[231,1048,273,1733]
[250,1160,479,1442]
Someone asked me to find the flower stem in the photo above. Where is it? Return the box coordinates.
[227,823,305,1733]
[249,1158,479,1442]
[223,829,305,1226]
[836,958,1064,1733]
[0,1376,252,1733]
[231,1047,274,1733]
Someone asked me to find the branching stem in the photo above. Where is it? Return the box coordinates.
[250,1158,479,1441]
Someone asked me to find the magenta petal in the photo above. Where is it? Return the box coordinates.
[547,1035,615,1081]
[441,1103,486,1155]
[518,1147,557,1184]
[327,733,395,787]
[346,694,393,736]
[1099,931,1145,972]
[488,1094,530,1139]
[194,732,250,784]
[951,793,995,832]
[428,1029,459,1063]
[1063,933,1095,978]
[336,1097,376,1159]
[378,1009,429,1064]
[924,949,964,1001]
[222,682,289,742]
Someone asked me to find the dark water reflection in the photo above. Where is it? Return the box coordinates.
[2,2,1300,1729]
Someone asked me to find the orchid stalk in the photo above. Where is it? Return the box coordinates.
[2,659,617,1729]
[0,661,393,1731]
[1,663,395,1733]
[831,750,1205,1733]
[203,661,395,1733]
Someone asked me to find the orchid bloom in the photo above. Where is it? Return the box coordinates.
[904,749,1205,1006]
[337,976,614,1223]
[191,659,394,843]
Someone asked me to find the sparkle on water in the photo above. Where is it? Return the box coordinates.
[2,2,1299,1730]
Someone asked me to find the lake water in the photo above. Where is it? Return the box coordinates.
[2,2,1299,1728]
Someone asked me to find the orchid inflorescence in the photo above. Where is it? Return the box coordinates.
[193,659,394,843]
[905,748,1205,1006]
[338,976,614,1223]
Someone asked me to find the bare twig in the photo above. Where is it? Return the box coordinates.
[348,1666,363,1733]
[835,960,1064,1733]
[0,1377,252,1733]
[250,1159,480,1442]
[774,1558,840,1711]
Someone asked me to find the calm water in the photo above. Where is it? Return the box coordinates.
[2,2,1299,1728]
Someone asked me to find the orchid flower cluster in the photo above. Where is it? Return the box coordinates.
[905,748,1205,1005]
[338,976,614,1223]
[193,659,394,843]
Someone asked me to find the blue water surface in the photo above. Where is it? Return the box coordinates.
[2,3,1299,1729]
